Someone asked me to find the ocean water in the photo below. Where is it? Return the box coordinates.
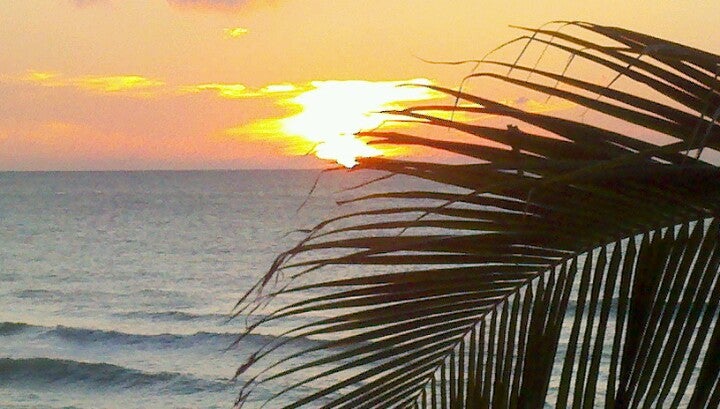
[0,170,709,408]
[0,170,375,409]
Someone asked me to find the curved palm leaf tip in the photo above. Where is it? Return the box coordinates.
[234,21,720,408]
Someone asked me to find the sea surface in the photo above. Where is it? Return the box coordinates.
[0,170,707,408]
[0,170,379,409]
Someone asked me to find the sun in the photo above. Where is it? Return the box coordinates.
[280,79,442,167]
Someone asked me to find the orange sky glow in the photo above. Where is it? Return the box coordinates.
[1,0,718,170]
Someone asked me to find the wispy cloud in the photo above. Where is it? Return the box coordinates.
[22,71,64,86]
[74,75,165,93]
[224,27,249,38]
[180,82,300,99]
[182,83,250,98]
[15,71,166,97]
[14,71,304,100]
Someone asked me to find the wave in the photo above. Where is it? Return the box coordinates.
[0,321,320,350]
[14,289,57,300]
[0,357,230,393]
[0,321,236,347]
[52,326,240,348]
[117,310,229,322]
[0,322,31,335]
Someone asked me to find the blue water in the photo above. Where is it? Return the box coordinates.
[0,170,373,409]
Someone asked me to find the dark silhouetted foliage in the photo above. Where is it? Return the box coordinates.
[235,22,720,408]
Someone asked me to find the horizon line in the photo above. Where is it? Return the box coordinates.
[0,167,337,173]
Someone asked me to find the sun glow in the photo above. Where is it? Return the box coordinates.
[280,79,442,167]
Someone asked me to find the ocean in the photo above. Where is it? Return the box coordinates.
[0,170,375,409]
[0,170,707,408]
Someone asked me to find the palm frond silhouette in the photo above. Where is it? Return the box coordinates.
[235,22,720,408]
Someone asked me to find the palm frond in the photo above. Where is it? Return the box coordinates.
[234,22,720,408]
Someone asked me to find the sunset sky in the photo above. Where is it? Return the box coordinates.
[2,0,719,170]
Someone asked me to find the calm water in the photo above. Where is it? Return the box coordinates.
[0,170,379,409]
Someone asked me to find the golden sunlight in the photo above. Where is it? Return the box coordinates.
[185,83,249,98]
[183,82,299,99]
[224,27,249,38]
[75,75,165,93]
[24,70,61,83]
[279,79,442,167]
[19,71,165,96]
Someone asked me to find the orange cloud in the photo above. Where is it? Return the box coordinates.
[17,71,305,101]
[74,75,165,93]
[181,83,249,98]
[25,71,61,82]
[16,70,166,98]
[180,82,301,99]
[21,70,65,86]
